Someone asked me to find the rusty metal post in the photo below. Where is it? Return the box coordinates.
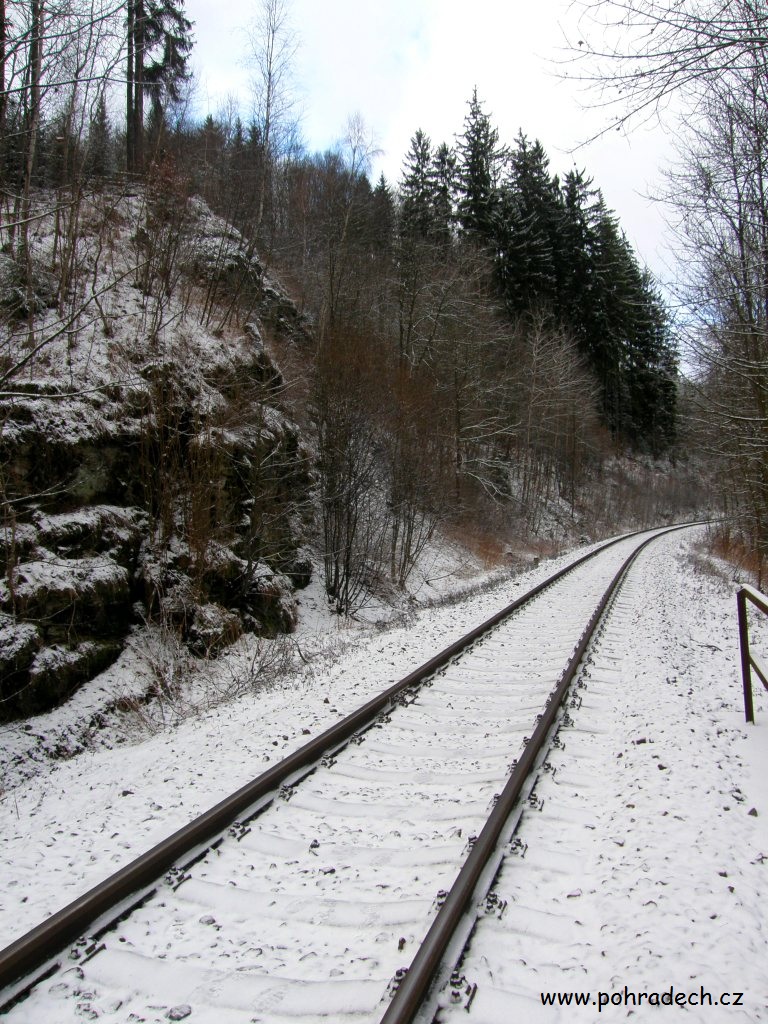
[737,588,755,724]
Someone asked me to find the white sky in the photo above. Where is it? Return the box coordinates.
[185,0,675,280]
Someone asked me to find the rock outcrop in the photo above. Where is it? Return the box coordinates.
[0,189,314,720]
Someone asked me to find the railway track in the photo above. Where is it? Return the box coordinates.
[434,567,650,1023]
[0,524,695,1023]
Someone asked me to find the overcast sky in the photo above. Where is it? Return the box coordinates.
[184,0,675,280]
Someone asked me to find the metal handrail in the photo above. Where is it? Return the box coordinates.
[737,583,768,723]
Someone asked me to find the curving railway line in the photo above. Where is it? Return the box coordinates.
[0,524,697,1023]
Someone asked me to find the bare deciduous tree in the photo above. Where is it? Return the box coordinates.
[568,0,768,566]
[314,328,388,615]
[662,69,768,570]
[566,0,768,133]
[246,0,299,243]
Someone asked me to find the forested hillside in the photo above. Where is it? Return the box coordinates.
[0,0,708,717]
[573,0,768,585]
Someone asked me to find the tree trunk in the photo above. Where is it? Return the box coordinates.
[126,0,145,175]
[126,0,134,173]
[134,1,145,174]
[0,0,7,190]
[20,0,43,256]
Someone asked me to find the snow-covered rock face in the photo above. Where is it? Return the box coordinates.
[0,188,314,721]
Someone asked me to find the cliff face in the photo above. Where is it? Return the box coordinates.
[0,188,314,720]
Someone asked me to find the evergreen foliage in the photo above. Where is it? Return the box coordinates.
[141,0,194,114]
[158,87,677,455]
[400,129,433,240]
[370,174,395,254]
[429,142,456,246]
[455,88,506,240]
[126,0,193,173]
[86,95,114,179]
[0,42,693,614]
[495,133,561,316]
[445,92,677,454]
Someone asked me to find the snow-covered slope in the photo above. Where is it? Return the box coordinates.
[0,187,314,720]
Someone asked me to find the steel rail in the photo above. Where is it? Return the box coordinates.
[378,522,695,1024]
[0,524,695,1011]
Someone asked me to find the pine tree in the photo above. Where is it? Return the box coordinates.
[399,129,433,240]
[429,142,456,245]
[455,89,506,241]
[495,133,562,316]
[126,0,193,174]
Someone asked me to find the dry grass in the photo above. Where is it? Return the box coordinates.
[686,538,734,586]
[113,625,300,737]
[443,516,568,574]
[444,519,509,569]
[708,528,766,586]
[526,536,564,559]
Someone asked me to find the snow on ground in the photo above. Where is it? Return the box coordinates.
[439,527,768,1022]
[0,537,591,948]
[1,526,767,1022]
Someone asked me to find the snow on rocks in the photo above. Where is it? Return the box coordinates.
[0,189,315,718]
[2,555,131,620]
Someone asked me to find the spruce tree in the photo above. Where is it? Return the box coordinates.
[581,199,633,433]
[575,199,677,447]
[559,167,601,336]
[393,96,679,454]
[622,269,678,453]
[455,89,506,241]
[126,0,193,174]
[86,94,113,179]
[496,133,562,316]
[370,174,395,254]
[400,129,433,240]
[429,142,456,245]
